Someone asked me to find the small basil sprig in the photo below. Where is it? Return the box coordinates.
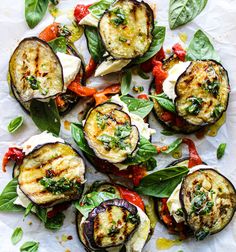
[135,166,189,197]
[120,96,153,118]
[133,24,166,64]
[11,227,23,245]
[30,99,61,136]
[169,0,208,29]
[161,130,176,136]
[8,116,23,133]
[20,241,39,252]
[89,0,116,18]
[24,202,34,219]
[149,93,176,113]
[186,29,220,61]
[48,37,67,53]
[217,143,226,159]
[44,212,65,230]
[85,26,106,63]
[25,0,49,29]
[0,178,23,212]
[121,69,132,96]
[71,123,94,156]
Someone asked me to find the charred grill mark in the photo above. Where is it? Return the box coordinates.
[94,215,101,246]
[122,208,128,238]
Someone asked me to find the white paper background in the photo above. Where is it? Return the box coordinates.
[0,0,236,251]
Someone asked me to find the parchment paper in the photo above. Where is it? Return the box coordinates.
[0,0,235,251]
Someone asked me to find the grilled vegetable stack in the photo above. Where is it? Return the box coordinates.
[150,55,230,133]
[78,0,155,76]
[2,132,85,230]
[72,95,156,182]
[155,159,236,240]
[9,36,85,115]
[76,181,150,251]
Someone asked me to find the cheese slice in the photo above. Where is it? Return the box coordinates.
[79,13,99,27]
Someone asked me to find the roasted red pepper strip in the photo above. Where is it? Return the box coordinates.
[93,84,121,105]
[74,4,91,23]
[172,43,186,61]
[67,81,97,97]
[85,58,97,79]
[130,165,146,187]
[117,185,145,211]
[2,148,25,172]
[47,202,71,218]
[39,23,59,42]
[55,95,66,108]
[137,94,149,100]
[152,61,168,94]
[140,47,166,73]
[182,138,202,168]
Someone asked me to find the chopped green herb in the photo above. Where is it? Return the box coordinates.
[49,0,59,5]
[126,213,140,224]
[8,116,23,133]
[212,104,224,118]
[217,143,226,159]
[160,130,175,136]
[137,68,149,80]
[119,36,127,42]
[111,8,127,26]
[96,113,108,130]
[203,80,220,96]
[186,96,203,115]
[195,228,209,241]
[143,157,157,171]
[175,208,184,217]
[199,201,214,215]
[26,76,40,90]
[133,86,144,93]
[58,25,71,37]
[40,177,81,195]
[108,224,120,236]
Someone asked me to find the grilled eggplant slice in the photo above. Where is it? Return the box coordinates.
[9,37,63,102]
[150,56,201,134]
[10,44,85,116]
[84,102,139,163]
[90,181,122,198]
[18,142,85,207]
[98,0,154,59]
[180,169,236,240]
[83,199,140,250]
[175,60,230,126]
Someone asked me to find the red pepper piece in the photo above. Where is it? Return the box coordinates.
[2,148,25,172]
[172,43,186,61]
[74,4,91,23]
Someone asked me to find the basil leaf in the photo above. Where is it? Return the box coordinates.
[48,37,67,53]
[121,69,132,96]
[143,157,157,171]
[137,68,149,80]
[30,99,61,136]
[75,191,117,218]
[149,93,176,113]
[89,0,115,18]
[161,138,183,154]
[8,116,24,133]
[186,29,220,61]
[85,26,105,63]
[25,0,49,29]
[121,96,153,118]
[24,202,34,218]
[71,123,94,156]
[35,206,47,223]
[161,130,175,136]
[44,212,65,231]
[11,227,23,245]
[217,143,226,159]
[133,25,166,64]
[169,0,208,29]
[135,166,189,197]
[20,241,39,252]
[124,137,157,165]
[0,178,23,212]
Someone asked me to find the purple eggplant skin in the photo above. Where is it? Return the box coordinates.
[97,0,154,60]
[9,40,85,116]
[180,168,236,238]
[83,199,139,250]
[17,141,85,208]
[174,60,230,127]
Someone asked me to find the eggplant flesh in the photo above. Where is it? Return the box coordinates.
[150,56,201,134]
[10,44,85,116]
[9,37,63,102]
[91,181,122,198]
[180,169,236,239]
[98,0,154,59]
[18,142,85,208]
[175,60,230,126]
[84,102,139,164]
[83,199,140,250]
